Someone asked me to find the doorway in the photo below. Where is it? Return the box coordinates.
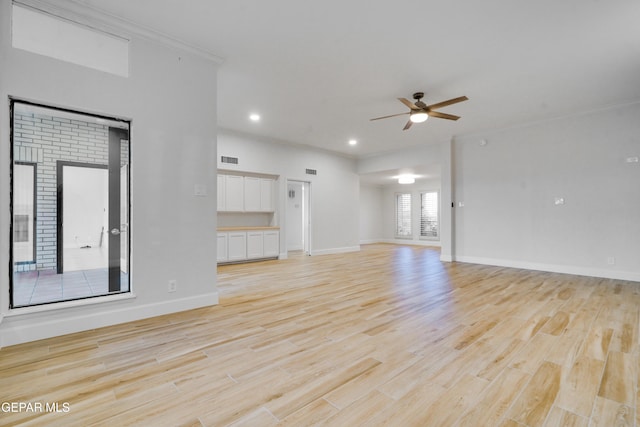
[286,180,310,255]
[58,163,108,273]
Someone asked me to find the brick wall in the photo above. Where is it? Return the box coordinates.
[13,112,114,272]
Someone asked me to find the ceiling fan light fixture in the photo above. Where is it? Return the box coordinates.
[409,111,428,123]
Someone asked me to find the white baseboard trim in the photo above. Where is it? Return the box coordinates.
[359,239,383,245]
[0,292,219,347]
[359,239,442,247]
[454,256,640,282]
[310,246,361,256]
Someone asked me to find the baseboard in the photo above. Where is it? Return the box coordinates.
[380,239,441,247]
[310,246,361,256]
[0,292,219,347]
[359,239,383,245]
[454,256,640,282]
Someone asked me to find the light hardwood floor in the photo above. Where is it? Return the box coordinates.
[1,244,638,426]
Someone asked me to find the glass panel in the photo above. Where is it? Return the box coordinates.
[395,193,412,237]
[420,192,439,238]
[11,101,130,308]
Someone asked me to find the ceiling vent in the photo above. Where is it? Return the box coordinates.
[221,156,238,165]
[305,168,317,175]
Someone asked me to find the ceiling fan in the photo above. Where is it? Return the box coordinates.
[371,92,468,130]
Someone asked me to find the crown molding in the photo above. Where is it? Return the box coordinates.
[13,0,225,64]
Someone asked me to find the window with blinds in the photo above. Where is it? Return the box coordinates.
[395,193,412,238]
[420,191,439,239]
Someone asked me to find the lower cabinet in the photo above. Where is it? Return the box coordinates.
[246,231,264,259]
[217,233,228,262]
[227,232,248,262]
[264,231,279,257]
[218,230,279,264]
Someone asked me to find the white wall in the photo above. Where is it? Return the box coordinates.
[217,130,360,255]
[452,102,640,281]
[0,1,219,346]
[359,184,383,244]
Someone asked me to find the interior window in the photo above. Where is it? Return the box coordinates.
[10,101,131,308]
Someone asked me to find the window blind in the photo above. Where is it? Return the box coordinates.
[395,193,412,237]
[420,191,438,238]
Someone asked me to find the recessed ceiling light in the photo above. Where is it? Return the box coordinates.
[249,113,260,122]
[348,139,357,146]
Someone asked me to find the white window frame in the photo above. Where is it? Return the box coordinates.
[420,191,439,240]
[395,192,412,239]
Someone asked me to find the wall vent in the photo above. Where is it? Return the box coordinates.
[221,156,238,165]
[305,168,317,175]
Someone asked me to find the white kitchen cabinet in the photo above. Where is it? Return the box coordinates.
[227,232,247,261]
[259,179,273,211]
[224,175,244,211]
[216,233,228,262]
[243,177,261,212]
[218,175,274,212]
[263,230,279,257]
[246,231,264,259]
[217,175,226,211]
[217,229,280,264]
[243,177,274,212]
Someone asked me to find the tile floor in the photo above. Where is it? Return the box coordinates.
[13,269,129,307]
[13,266,129,310]
[12,247,129,307]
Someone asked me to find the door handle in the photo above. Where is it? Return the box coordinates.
[111,228,121,235]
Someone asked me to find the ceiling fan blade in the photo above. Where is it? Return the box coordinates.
[402,120,413,130]
[370,112,410,121]
[426,96,468,110]
[398,98,419,110]
[427,110,461,121]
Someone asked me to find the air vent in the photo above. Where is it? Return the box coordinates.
[305,168,317,175]
[221,156,238,164]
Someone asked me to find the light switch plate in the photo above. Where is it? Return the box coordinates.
[194,184,207,196]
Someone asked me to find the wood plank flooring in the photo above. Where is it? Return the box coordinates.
[1,244,639,426]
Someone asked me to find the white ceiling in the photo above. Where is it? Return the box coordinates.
[74,0,640,160]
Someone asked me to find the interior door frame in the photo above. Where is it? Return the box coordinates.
[108,127,128,292]
[56,161,108,274]
[286,179,311,255]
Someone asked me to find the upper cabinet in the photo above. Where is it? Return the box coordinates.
[225,175,245,211]
[218,174,274,212]
[244,177,273,212]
